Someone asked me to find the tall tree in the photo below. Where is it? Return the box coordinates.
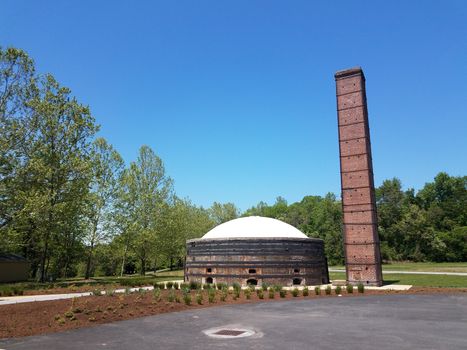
[209,202,240,225]
[84,138,124,278]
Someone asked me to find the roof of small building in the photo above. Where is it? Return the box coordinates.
[0,253,28,262]
[201,216,309,239]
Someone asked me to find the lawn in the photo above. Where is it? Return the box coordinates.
[329,262,467,273]
[329,272,467,288]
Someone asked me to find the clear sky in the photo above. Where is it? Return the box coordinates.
[1,1,466,210]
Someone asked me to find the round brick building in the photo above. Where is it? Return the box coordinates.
[185,216,329,286]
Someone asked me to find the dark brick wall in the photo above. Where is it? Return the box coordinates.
[185,238,329,287]
[335,67,383,286]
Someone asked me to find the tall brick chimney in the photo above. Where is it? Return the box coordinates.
[335,67,383,286]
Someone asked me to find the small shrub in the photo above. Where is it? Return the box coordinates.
[302,287,309,297]
[57,317,66,325]
[88,316,96,322]
[180,283,188,290]
[124,287,131,295]
[105,289,115,297]
[279,289,287,298]
[233,288,241,300]
[173,282,179,290]
[325,286,331,295]
[335,286,342,295]
[183,293,191,305]
[261,283,269,291]
[208,289,216,303]
[203,284,211,290]
[153,288,161,302]
[64,311,74,319]
[232,282,241,292]
[244,288,252,299]
[268,288,275,299]
[189,281,200,290]
[314,286,321,295]
[346,284,354,294]
[158,282,166,290]
[273,285,283,292]
[92,289,102,296]
[248,284,256,292]
[167,290,176,302]
[196,292,203,305]
[166,281,174,289]
[220,288,228,302]
[357,283,364,293]
[257,289,264,299]
[216,282,227,290]
[292,288,299,297]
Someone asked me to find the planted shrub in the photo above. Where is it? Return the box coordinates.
[166,281,174,289]
[292,288,299,297]
[248,284,256,293]
[183,292,192,305]
[220,288,228,302]
[273,285,283,292]
[105,289,115,297]
[279,289,287,298]
[208,288,216,303]
[92,289,103,296]
[268,288,275,299]
[167,290,176,302]
[233,288,241,300]
[314,286,321,295]
[357,283,365,293]
[335,286,342,295]
[189,281,200,290]
[257,289,264,299]
[325,286,331,295]
[216,283,227,290]
[153,288,161,302]
[196,292,203,305]
[173,282,179,290]
[346,284,354,294]
[244,288,252,299]
[261,283,269,291]
[180,283,188,290]
[232,282,241,292]
[302,287,309,297]
[158,282,166,290]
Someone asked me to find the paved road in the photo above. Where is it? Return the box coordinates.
[1,294,466,350]
[329,269,467,276]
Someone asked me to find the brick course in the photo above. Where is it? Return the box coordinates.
[335,67,383,286]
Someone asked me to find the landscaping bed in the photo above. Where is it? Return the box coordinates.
[1,285,466,339]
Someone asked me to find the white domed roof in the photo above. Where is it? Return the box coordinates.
[202,216,308,239]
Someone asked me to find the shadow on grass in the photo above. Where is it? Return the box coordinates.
[383,279,401,286]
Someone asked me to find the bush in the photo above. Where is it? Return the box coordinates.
[357,283,364,293]
[196,292,203,305]
[189,281,200,290]
[167,290,176,302]
[153,288,161,302]
[261,283,269,291]
[166,281,174,289]
[220,288,228,302]
[292,288,299,297]
[173,282,179,290]
[180,283,188,290]
[248,284,256,292]
[273,285,283,292]
[325,286,331,295]
[257,289,264,299]
[233,288,241,300]
[158,282,166,290]
[302,287,309,297]
[208,289,216,303]
[335,286,342,295]
[232,282,241,292]
[216,283,227,290]
[183,292,192,305]
[268,288,275,299]
[346,284,354,294]
[314,286,321,295]
[279,289,287,298]
[92,289,103,296]
[105,289,115,297]
[244,288,252,299]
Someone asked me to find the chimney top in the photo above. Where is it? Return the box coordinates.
[334,67,364,80]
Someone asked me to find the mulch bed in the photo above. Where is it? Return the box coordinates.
[1,287,466,339]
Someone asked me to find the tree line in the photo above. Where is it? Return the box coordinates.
[1,47,465,281]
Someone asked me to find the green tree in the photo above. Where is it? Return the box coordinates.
[209,202,239,225]
[84,138,124,278]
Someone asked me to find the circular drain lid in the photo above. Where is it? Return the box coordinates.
[203,326,256,339]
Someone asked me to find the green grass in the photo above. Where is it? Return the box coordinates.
[329,262,467,273]
[329,272,467,288]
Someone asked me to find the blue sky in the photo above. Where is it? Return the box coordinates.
[1,1,466,210]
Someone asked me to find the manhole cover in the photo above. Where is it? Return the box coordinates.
[214,330,246,336]
[203,326,257,339]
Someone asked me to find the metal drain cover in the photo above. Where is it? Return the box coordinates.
[203,326,257,339]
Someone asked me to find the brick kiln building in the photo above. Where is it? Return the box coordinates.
[185,216,329,287]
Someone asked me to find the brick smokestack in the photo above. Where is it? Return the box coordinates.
[335,67,383,286]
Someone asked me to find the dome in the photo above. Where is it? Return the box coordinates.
[201,216,308,239]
